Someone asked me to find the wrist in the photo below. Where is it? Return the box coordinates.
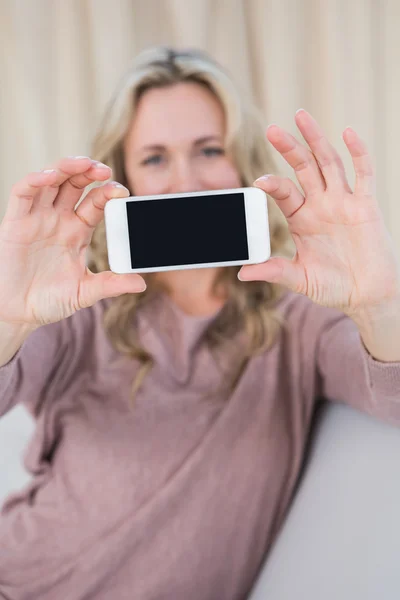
[349,296,400,362]
[0,320,39,367]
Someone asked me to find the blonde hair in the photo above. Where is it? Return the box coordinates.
[87,46,294,408]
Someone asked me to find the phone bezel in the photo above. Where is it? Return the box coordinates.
[104,186,270,274]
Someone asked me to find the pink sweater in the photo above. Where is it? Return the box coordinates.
[1,290,399,600]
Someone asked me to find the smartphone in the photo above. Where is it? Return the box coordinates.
[104,187,270,274]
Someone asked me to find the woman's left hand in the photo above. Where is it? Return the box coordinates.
[238,109,400,318]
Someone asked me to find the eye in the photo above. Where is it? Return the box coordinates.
[141,154,164,166]
[201,147,225,157]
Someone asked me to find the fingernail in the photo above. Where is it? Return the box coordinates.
[41,169,56,173]
[344,128,357,142]
[296,108,306,115]
[254,175,272,183]
[67,155,90,159]
[111,182,129,190]
[93,161,111,170]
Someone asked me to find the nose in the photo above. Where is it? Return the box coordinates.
[169,156,202,194]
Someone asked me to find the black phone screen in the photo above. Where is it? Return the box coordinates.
[126,192,249,269]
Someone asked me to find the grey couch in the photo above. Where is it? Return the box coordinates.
[248,401,400,600]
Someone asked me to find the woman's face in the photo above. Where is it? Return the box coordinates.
[123,81,242,196]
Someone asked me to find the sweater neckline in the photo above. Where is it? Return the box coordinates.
[159,292,227,324]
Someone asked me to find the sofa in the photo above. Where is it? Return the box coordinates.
[248,400,400,600]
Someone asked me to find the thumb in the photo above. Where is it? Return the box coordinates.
[79,269,147,307]
[238,256,306,295]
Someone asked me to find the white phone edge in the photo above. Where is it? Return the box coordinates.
[104,187,271,274]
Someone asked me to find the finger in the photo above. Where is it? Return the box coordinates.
[253,175,305,221]
[343,128,376,197]
[52,161,112,211]
[294,109,352,193]
[75,181,130,229]
[266,124,326,196]
[238,254,307,295]
[78,269,147,308]
[35,157,112,210]
[5,169,59,220]
[35,156,93,208]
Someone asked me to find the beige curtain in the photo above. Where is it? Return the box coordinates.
[1,0,399,259]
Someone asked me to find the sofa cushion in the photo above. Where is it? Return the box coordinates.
[249,401,400,600]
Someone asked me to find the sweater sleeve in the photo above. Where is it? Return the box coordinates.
[315,311,400,426]
[0,318,71,420]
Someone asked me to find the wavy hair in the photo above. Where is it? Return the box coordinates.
[87,46,295,409]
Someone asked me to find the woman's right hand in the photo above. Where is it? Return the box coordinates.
[0,156,147,329]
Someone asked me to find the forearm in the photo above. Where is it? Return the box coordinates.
[350,296,400,363]
[0,321,38,367]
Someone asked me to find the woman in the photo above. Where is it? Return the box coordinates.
[0,46,399,600]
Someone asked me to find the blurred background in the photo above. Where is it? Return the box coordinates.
[0,0,399,260]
